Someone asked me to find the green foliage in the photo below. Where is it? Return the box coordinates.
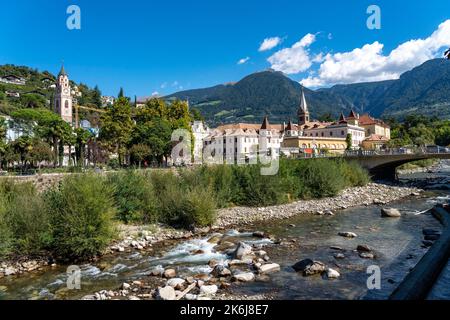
[99,97,134,165]
[129,143,151,166]
[46,174,116,260]
[0,180,52,255]
[345,134,352,150]
[108,171,158,224]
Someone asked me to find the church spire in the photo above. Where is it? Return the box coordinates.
[261,115,270,130]
[298,88,310,125]
[59,63,67,76]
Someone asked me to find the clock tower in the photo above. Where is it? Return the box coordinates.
[54,64,73,125]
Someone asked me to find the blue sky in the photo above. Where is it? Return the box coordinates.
[1,0,450,97]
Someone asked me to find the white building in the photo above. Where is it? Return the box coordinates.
[191,121,210,164]
[203,117,283,164]
[0,75,26,85]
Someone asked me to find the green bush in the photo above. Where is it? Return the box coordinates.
[184,186,217,227]
[0,180,51,255]
[46,174,116,260]
[108,170,158,224]
[0,190,12,257]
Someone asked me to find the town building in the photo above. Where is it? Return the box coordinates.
[191,120,210,163]
[53,65,73,125]
[359,113,391,140]
[202,88,390,160]
[0,75,26,85]
[101,96,115,107]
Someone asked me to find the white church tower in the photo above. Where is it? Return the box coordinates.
[54,64,73,125]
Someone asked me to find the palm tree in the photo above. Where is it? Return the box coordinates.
[445,48,450,60]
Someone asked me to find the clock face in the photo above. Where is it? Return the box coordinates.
[63,88,69,94]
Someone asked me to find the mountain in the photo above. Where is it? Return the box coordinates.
[166,59,450,126]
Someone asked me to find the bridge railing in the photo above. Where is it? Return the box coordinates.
[344,146,450,157]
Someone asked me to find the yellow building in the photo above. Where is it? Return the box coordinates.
[359,114,391,139]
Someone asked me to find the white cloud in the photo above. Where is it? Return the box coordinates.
[160,82,167,89]
[151,91,159,96]
[259,37,282,52]
[301,19,450,87]
[267,33,316,74]
[237,56,250,65]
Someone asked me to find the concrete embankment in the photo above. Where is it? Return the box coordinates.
[389,203,450,300]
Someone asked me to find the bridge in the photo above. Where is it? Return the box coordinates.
[343,148,450,180]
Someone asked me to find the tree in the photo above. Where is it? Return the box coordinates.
[99,97,134,166]
[20,94,47,109]
[118,87,124,98]
[409,124,435,146]
[74,127,93,167]
[345,133,352,150]
[129,143,151,168]
[190,108,205,122]
[28,139,53,169]
[130,117,172,165]
[92,85,102,108]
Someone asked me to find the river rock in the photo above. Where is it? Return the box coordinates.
[292,259,325,276]
[167,278,186,289]
[200,285,218,295]
[381,208,401,218]
[424,234,440,241]
[359,252,375,259]
[324,210,334,216]
[232,272,255,282]
[258,263,280,274]
[423,228,440,236]
[292,259,314,272]
[422,240,433,247]
[207,234,222,244]
[208,259,219,267]
[357,245,372,252]
[252,231,266,238]
[185,293,198,300]
[326,268,340,279]
[149,265,164,277]
[338,232,357,238]
[334,253,345,259]
[163,268,176,278]
[211,265,231,277]
[4,267,16,276]
[233,242,253,260]
[156,286,176,300]
[121,283,131,290]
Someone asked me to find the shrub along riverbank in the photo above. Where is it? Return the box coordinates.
[0,159,369,261]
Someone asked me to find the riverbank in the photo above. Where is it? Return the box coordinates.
[0,182,423,280]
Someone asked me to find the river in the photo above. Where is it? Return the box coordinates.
[0,161,449,300]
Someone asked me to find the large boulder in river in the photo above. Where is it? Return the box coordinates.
[292,259,326,276]
[233,242,253,260]
[381,208,401,218]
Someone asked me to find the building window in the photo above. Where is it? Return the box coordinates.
[341,130,345,136]
[321,132,324,137]
[330,131,333,136]
[65,100,69,109]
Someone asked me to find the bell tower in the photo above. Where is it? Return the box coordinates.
[298,88,310,125]
[54,64,73,125]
